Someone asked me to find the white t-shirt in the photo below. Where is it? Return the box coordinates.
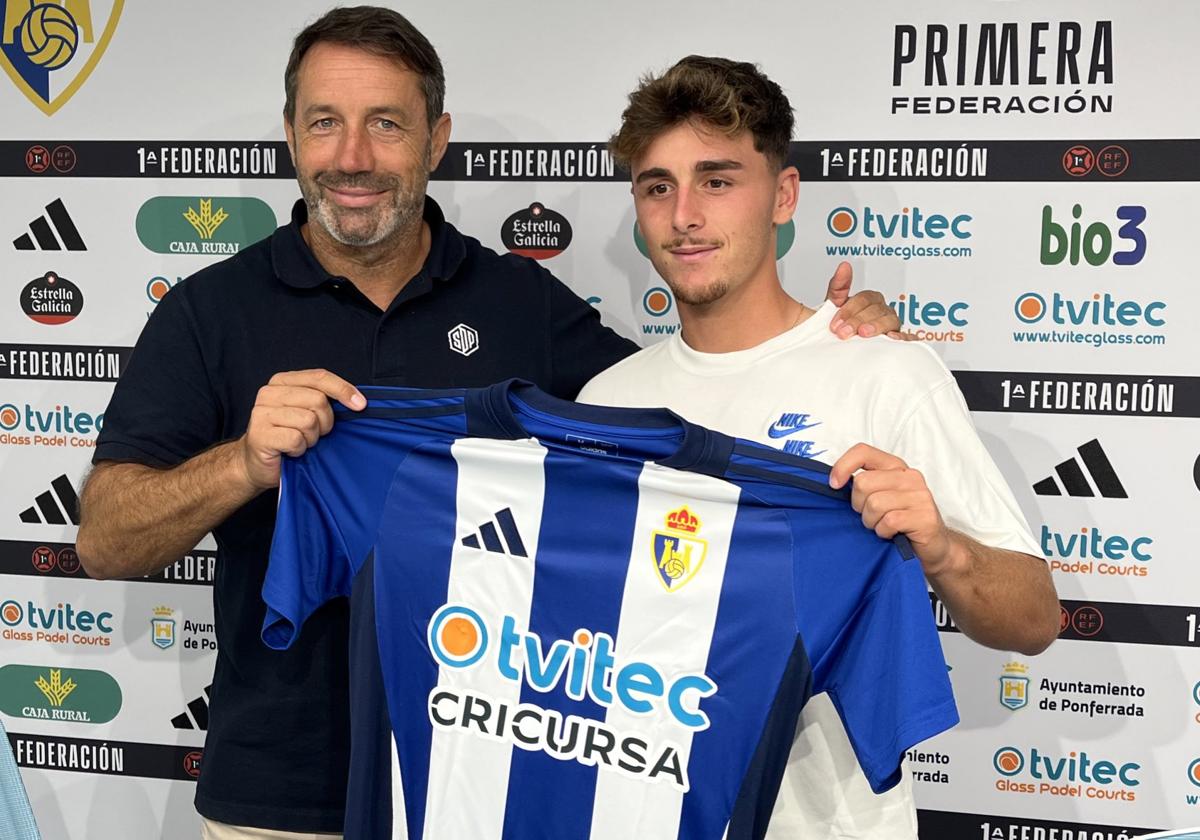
[578,300,1040,840]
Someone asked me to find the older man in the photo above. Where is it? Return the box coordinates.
[76,8,899,839]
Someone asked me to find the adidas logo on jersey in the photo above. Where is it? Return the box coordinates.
[18,474,80,525]
[460,507,527,557]
[13,199,86,251]
[1033,439,1127,498]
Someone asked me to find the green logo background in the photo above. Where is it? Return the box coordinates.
[135,196,277,253]
[0,664,122,724]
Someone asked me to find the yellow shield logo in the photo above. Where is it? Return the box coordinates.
[1,0,125,116]
[651,506,708,592]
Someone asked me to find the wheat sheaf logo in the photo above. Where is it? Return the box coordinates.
[183,199,228,240]
[35,668,76,706]
[651,506,708,593]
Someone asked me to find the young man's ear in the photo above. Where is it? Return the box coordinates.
[774,165,800,225]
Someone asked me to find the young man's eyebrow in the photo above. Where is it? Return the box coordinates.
[634,166,672,184]
[695,159,743,173]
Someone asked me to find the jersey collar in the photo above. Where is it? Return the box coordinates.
[467,380,732,476]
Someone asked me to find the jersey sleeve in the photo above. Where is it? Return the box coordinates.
[261,458,353,650]
[813,556,958,793]
[93,283,222,467]
[890,378,1042,558]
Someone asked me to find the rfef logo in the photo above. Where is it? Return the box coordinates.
[501,203,572,260]
[135,197,276,255]
[0,664,121,723]
[20,271,82,324]
[0,0,125,115]
[1040,204,1146,266]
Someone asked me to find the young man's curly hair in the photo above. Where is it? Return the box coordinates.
[609,55,794,172]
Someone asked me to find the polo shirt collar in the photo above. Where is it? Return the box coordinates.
[270,195,466,290]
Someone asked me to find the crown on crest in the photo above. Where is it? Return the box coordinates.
[1002,661,1029,675]
[665,506,699,534]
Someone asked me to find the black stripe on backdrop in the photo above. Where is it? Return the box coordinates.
[933,592,1200,648]
[3,139,1199,180]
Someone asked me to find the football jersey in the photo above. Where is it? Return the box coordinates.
[263,380,958,840]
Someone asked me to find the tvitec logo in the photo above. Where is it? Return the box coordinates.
[425,603,717,791]
[889,293,969,343]
[0,399,103,448]
[1,597,113,646]
[1040,204,1146,266]
[993,745,1140,801]
[1012,292,1166,348]
[825,206,972,261]
[1041,525,1152,579]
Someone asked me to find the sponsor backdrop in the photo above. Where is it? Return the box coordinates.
[1,0,1198,837]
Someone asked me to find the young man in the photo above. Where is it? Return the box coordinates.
[578,56,1060,839]
[75,11,899,839]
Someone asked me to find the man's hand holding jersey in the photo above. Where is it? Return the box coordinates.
[829,443,1060,656]
[238,369,366,491]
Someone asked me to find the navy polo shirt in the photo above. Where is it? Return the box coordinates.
[92,197,636,832]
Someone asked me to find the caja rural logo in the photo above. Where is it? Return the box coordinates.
[425,597,718,791]
[992,745,1140,802]
[0,0,124,115]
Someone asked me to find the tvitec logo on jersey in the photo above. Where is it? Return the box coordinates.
[825,206,972,261]
[1040,204,1146,266]
[425,601,717,791]
[0,0,124,115]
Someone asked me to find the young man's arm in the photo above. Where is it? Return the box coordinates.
[78,370,363,579]
[829,443,1060,655]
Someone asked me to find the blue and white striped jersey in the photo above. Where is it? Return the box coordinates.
[263,380,957,840]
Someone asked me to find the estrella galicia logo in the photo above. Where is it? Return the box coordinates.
[0,0,125,115]
[21,270,82,324]
[634,219,795,260]
[135,196,276,255]
[501,202,572,260]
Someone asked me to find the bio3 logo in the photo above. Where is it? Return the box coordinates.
[1040,204,1147,266]
[427,603,716,729]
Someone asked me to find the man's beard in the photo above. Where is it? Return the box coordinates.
[298,167,427,247]
[655,238,730,306]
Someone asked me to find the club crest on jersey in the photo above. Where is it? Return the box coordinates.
[1,0,125,116]
[652,506,707,592]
